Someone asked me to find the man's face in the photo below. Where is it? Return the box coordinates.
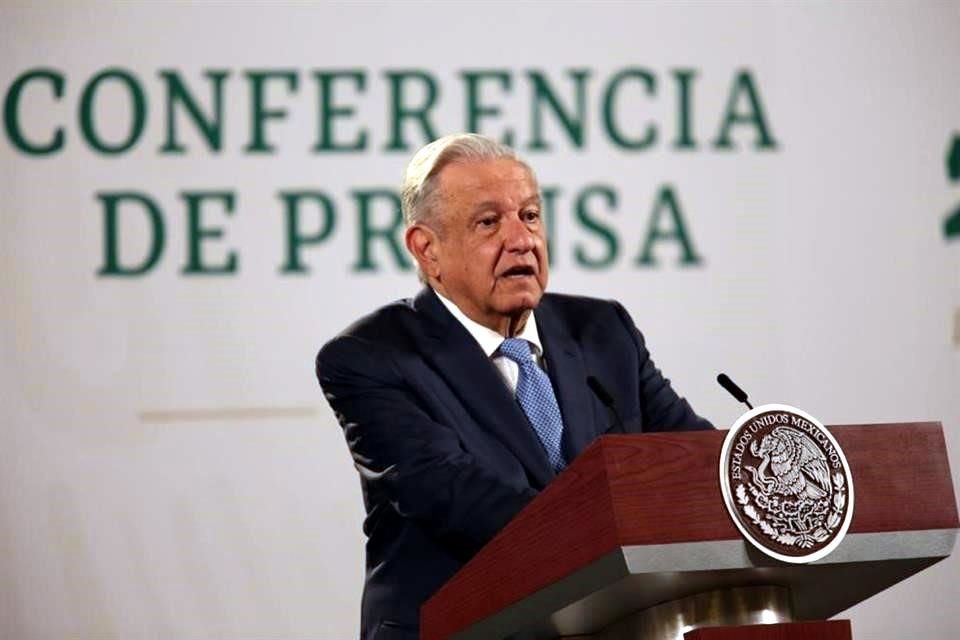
[419,158,548,334]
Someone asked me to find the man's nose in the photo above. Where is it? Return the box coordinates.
[503,216,537,252]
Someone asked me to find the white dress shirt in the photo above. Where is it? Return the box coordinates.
[434,290,545,394]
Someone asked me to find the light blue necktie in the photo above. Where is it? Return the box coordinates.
[499,338,567,472]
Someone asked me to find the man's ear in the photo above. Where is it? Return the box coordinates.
[405,224,440,278]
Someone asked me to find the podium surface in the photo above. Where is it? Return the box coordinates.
[421,422,958,640]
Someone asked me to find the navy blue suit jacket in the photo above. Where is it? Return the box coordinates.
[316,288,711,640]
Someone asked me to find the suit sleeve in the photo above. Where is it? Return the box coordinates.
[317,334,537,559]
[611,301,714,432]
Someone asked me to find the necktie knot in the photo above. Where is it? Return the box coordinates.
[499,337,534,365]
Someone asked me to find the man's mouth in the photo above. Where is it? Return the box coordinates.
[501,265,536,279]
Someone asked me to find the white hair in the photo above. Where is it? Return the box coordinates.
[401,133,536,231]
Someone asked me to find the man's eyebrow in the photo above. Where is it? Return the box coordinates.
[470,200,500,215]
[469,195,542,218]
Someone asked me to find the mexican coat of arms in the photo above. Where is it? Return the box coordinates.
[719,404,855,563]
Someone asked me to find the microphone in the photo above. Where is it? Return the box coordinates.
[717,373,753,410]
[586,375,624,432]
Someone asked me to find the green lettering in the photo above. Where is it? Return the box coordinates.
[462,70,513,146]
[312,70,368,152]
[278,191,337,273]
[575,185,619,269]
[673,69,697,150]
[79,68,147,155]
[541,186,560,268]
[96,191,165,276]
[159,69,228,153]
[602,68,656,150]
[244,70,298,153]
[3,68,65,155]
[636,185,702,266]
[528,69,590,150]
[384,71,438,151]
[946,206,960,239]
[351,190,411,271]
[714,70,778,150]
[181,191,238,274]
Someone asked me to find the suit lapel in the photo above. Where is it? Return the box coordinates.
[412,288,555,488]
[536,297,598,463]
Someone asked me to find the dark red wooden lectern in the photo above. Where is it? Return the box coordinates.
[421,423,958,640]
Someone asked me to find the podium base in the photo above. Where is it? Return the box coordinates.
[594,586,792,640]
[685,620,852,640]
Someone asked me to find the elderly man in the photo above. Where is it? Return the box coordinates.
[316,133,711,640]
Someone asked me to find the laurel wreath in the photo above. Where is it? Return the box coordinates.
[735,473,846,549]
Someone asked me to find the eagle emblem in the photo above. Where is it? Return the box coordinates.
[719,405,854,563]
[746,426,831,500]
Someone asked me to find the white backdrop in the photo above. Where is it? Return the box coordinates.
[2,2,959,639]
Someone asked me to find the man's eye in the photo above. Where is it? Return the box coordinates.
[479,216,497,227]
[522,210,541,222]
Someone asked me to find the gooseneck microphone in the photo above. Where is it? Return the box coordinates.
[586,375,625,432]
[717,373,754,410]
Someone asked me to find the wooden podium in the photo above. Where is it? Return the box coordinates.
[421,422,958,640]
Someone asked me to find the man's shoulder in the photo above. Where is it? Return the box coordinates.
[317,287,447,362]
[319,296,420,355]
[315,296,427,383]
[540,291,617,309]
[539,292,630,326]
[340,297,418,339]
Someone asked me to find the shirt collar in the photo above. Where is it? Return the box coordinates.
[434,289,543,358]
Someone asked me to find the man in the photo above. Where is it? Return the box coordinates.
[316,133,712,640]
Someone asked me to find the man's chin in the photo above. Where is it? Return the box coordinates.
[496,289,544,315]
